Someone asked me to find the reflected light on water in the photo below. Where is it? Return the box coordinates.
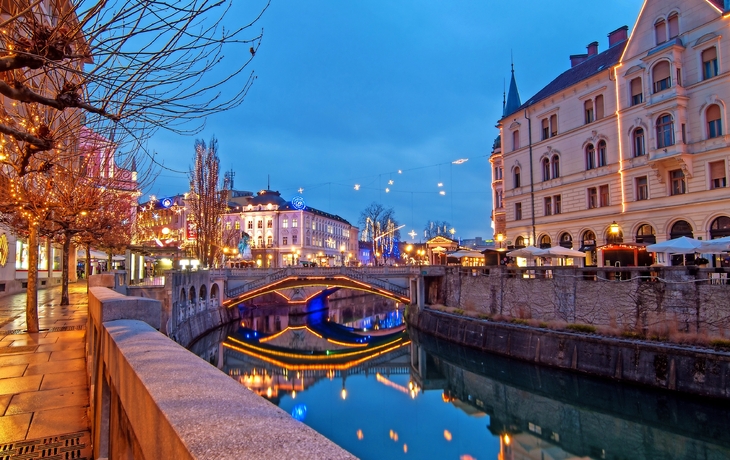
[444,430,452,442]
[403,444,408,453]
[356,429,363,440]
[341,388,347,400]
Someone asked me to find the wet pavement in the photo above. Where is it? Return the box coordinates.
[0,283,91,457]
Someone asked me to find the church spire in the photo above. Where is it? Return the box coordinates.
[504,61,522,117]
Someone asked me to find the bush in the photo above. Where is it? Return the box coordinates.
[453,308,465,315]
[621,331,643,339]
[510,318,529,325]
[538,322,549,328]
[565,323,597,334]
[710,339,730,350]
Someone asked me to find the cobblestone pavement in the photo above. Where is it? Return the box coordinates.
[0,283,92,458]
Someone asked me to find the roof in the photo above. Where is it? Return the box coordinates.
[506,40,627,117]
[709,0,724,11]
[279,202,352,226]
[503,66,522,116]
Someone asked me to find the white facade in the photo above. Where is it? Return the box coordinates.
[494,0,730,266]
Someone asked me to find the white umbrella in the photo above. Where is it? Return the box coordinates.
[700,236,730,253]
[448,250,485,259]
[506,246,544,258]
[646,236,703,254]
[537,246,587,258]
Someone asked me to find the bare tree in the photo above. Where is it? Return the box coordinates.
[424,220,452,239]
[359,202,400,264]
[0,1,267,331]
[187,137,228,268]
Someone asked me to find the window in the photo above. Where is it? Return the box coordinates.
[267,219,272,228]
[585,144,596,170]
[257,236,263,247]
[283,236,288,245]
[551,155,560,178]
[599,185,609,207]
[312,220,316,230]
[515,202,522,221]
[267,235,273,246]
[494,165,503,180]
[541,118,549,140]
[257,220,263,229]
[636,224,656,244]
[544,196,552,216]
[292,235,298,244]
[630,77,643,106]
[670,169,686,195]
[550,114,558,136]
[709,160,727,189]
[292,218,298,228]
[653,61,671,93]
[512,130,520,150]
[515,236,525,248]
[539,235,551,249]
[554,195,562,214]
[584,100,594,124]
[668,12,679,38]
[283,218,288,228]
[636,176,648,200]
[247,220,253,229]
[595,95,604,120]
[235,221,240,230]
[633,128,645,156]
[542,157,550,181]
[597,140,607,167]
[655,19,666,45]
[496,191,503,208]
[656,114,674,148]
[702,47,718,80]
[707,104,722,139]
[588,187,598,209]
[225,221,231,230]
[514,166,521,188]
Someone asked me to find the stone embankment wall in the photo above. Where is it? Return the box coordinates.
[87,287,355,460]
[436,266,730,336]
[407,307,730,398]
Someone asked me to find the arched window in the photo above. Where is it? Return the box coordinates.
[585,144,596,170]
[584,100,594,124]
[656,114,674,148]
[267,235,273,246]
[702,47,718,80]
[597,140,607,167]
[188,287,196,304]
[257,235,263,247]
[515,236,526,248]
[551,154,560,178]
[542,157,550,181]
[199,285,207,303]
[670,220,693,239]
[512,130,520,151]
[559,232,573,249]
[668,12,679,39]
[630,77,643,106]
[636,224,656,244]
[655,19,666,45]
[633,128,645,157]
[539,235,552,249]
[710,216,730,238]
[707,104,722,139]
[513,166,521,188]
[653,61,671,93]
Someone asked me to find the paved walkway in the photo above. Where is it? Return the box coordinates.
[0,283,91,457]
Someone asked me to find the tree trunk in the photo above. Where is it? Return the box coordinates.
[60,231,70,306]
[25,222,40,332]
[86,244,91,293]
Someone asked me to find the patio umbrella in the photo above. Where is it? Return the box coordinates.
[646,236,703,254]
[448,251,485,259]
[700,236,730,253]
[506,246,544,258]
[537,246,587,258]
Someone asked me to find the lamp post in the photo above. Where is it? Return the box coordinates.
[340,244,346,267]
[496,233,504,250]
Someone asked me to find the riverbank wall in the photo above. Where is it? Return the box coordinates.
[431,266,730,338]
[407,306,730,398]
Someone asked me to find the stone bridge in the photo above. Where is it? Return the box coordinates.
[212,266,445,308]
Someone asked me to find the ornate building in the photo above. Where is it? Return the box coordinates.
[494,0,730,267]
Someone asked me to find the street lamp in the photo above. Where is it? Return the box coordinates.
[340,244,346,267]
[496,233,504,250]
[405,244,413,265]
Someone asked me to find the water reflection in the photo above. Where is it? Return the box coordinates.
[191,298,730,460]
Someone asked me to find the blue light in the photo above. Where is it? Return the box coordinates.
[291,404,308,421]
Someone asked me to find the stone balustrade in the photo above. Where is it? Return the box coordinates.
[87,286,354,459]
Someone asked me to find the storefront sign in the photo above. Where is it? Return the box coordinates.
[186,220,197,240]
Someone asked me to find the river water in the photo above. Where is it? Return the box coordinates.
[190,298,730,460]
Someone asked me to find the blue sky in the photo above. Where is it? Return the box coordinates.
[145,0,643,241]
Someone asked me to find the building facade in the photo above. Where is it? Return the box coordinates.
[494,0,730,266]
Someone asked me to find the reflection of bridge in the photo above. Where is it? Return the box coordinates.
[219,266,445,307]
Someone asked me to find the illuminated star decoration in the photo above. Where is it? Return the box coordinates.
[298,187,304,194]
[354,184,360,190]
[437,182,443,187]
[152,212,160,220]
[452,158,469,164]
[408,230,417,239]
[385,188,390,193]
[388,179,394,185]
[439,191,446,196]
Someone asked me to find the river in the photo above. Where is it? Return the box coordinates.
[190,297,730,460]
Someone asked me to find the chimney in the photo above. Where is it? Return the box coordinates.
[570,54,588,68]
[608,26,629,47]
[586,41,599,56]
